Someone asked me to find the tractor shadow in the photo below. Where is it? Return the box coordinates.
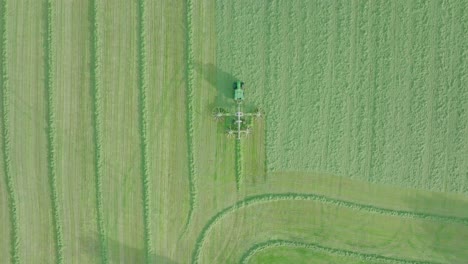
[80,235,178,264]
[194,61,237,109]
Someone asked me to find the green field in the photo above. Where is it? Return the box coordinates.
[1,0,468,263]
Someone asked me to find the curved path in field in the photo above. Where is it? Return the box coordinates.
[191,192,468,263]
[239,239,439,264]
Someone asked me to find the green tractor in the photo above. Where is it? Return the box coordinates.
[233,81,245,101]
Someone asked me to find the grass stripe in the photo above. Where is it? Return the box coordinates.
[240,240,439,264]
[136,0,153,263]
[43,1,64,263]
[234,139,243,191]
[89,0,108,263]
[0,1,20,263]
[191,192,468,263]
[180,0,197,236]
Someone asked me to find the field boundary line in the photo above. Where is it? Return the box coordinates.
[239,239,439,264]
[0,0,20,262]
[136,0,154,262]
[191,192,468,263]
[89,0,108,262]
[44,1,64,263]
[180,0,198,237]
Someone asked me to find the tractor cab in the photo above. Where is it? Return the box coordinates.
[233,81,244,101]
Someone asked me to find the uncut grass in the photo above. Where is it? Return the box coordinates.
[216,0,468,193]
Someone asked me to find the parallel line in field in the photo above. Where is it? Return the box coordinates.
[191,192,468,263]
[0,1,20,262]
[180,0,197,236]
[421,0,437,188]
[390,0,399,184]
[89,0,108,262]
[263,0,274,175]
[321,0,338,170]
[240,239,438,264]
[136,0,153,262]
[402,1,414,187]
[442,5,458,192]
[319,1,335,170]
[344,0,358,177]
[365,0,376,183]
[44,2,64,263]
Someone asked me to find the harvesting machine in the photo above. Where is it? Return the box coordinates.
[212,81,262,140]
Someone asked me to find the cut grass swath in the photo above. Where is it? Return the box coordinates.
[136,0,153,263]
[43,1,64,263]
[240,240,438,264]
[191,192,468,263]
[89,0,108,262]
[180,0,197,237]
[0,1,19,262]
[235,139,243,191]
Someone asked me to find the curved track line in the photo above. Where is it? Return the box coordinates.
[0,1,20,262]
[240,239,439,264]
[89,1,108,262]
[180,0,198,237]
[136,1,153,263]
[191,192,468,263]
[44,1,64,263]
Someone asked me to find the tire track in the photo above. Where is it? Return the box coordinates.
[43,1,64,263]
[344,0,358,178]
[136,0,153,263]
[191,192,468,263]
[0,1,19,262]
[319,1,335,170]
[421,0,437,189]
[180,0,197,236]
[365,0,376,183]
[89,0,108,262]
[442,3,459,192]
[239,239,439,264]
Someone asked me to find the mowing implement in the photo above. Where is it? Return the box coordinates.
[212,81,262,140]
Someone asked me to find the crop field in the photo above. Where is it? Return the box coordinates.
[1,0,468,264]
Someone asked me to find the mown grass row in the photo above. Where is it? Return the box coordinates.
[136,0,153,263]
[89,0,108,262]
[235,139,243,191]
[191,192,468,263]
[240,239,438,264]
[181,0,197,236]
[0,1,19,263]
[44,1,64,263]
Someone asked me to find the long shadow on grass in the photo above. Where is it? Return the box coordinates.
[194,61,258,116]
[194,61,236,109]
[80,235,178,264]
